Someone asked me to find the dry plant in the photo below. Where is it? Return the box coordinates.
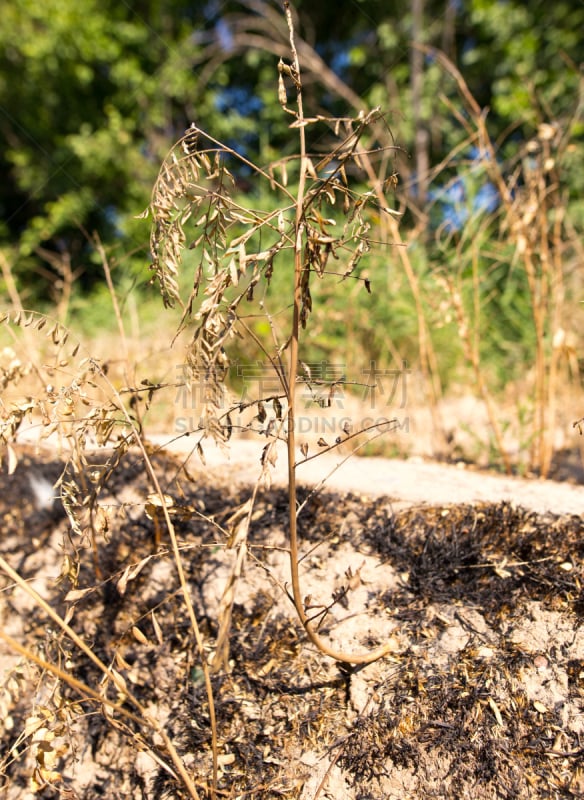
[416,47,582,477]
[0,3,401,797]
[196,0,448,453]
[146,0,399,666]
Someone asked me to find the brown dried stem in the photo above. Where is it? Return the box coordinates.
[283,0,391,665]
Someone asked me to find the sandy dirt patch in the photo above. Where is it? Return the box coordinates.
[0,440,583,799]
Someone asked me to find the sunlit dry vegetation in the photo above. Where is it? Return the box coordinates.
[1,1,583,797]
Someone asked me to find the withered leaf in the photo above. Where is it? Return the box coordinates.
[117,555,153,595]
[132,626,149,645]
[196,442,206,465]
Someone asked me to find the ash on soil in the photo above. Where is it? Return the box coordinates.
[1,445,583,799]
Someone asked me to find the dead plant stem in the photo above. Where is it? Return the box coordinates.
[94,234,130,368]
[284,0,391,665]
[358,152,447,453]
[104,378,219,798]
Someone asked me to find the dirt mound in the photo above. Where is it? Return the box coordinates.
[1,446,583,798]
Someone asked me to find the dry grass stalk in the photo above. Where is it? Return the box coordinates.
[0,267,215,797]
[421,46,580,477]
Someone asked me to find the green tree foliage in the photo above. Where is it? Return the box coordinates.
[0,0,256,299]
[465,0,584,124]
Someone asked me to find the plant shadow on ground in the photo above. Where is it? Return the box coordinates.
[1,445,583,799]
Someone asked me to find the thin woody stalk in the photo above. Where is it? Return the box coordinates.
[283,0,391,665]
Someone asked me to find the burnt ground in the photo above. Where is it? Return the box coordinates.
[0,444,583,799]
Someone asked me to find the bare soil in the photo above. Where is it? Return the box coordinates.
[1,440,583,799]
